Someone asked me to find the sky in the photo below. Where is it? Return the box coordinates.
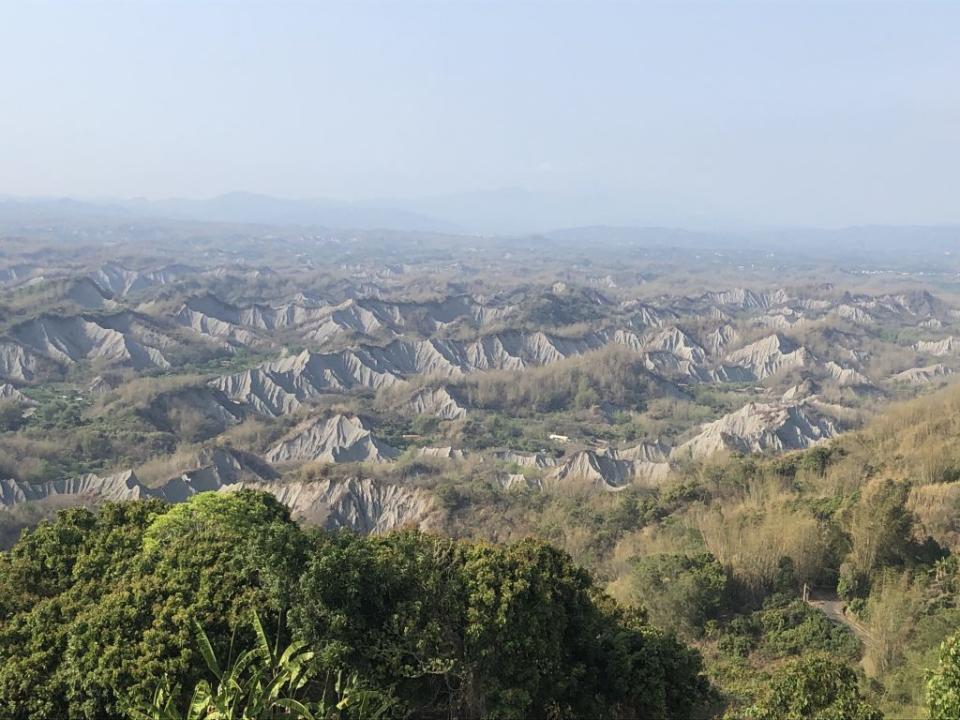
[0,0,958,228]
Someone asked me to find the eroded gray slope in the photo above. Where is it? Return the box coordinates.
[214,327,708,416]
[9,312,178,370]
[175,292,516,348]
[265,413,399,465]
[0,448,436,534]
[676,401,839,459]
[0,340,58,382]
[721,333,813,381]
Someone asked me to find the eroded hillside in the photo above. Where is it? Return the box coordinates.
[1,224,959,535]
[4,223,960,717]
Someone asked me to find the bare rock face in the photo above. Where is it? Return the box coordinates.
[823,361,874,388]
[704,324,739,356]
[0,449,435,535]
[614,327,718,383]
[214,348,404,416]
[879,290,944,318]
[214,326,724,416]
[0,340,55,383]
[176,293,327,334]
[676,401,838,459]
[496,450,558,469]
[617,439,671,463]
[212,329,629,417]
[0,383,29,404]
[267,477,439,533]
[752,310,808,332]
[639,327,707,364]
[91,262,196,297]
[722,334,812,381]
[617,442,673,484]
[0,447,275,508]
[158,447,279,501]
[549,450,639,491]
[9,312,176,371]
[914,337,959,356]
[265,413,399,465]
[781,378,819,402]
[415,446,470,461]
[175,292,514,348]
[701,288,774,311]
[497,472,543,491]
[174,295,266,346]
[301,299,392,344]
[834,304,873,324]
[501,441,671,491]
[890,364,953,384]
[144,387,245,439]
[0,470,148,507]
[61,277,116,310]
[302,295,512,344]
[407,386,468,420]
[621,301,677,329]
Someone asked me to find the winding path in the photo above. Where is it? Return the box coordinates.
[806,591,874,645]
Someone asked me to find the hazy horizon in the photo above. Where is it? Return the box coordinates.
[2,1,959,229]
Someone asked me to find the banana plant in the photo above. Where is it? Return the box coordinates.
[131,612,399,720]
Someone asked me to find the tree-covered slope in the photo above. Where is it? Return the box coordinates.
[0,490,709,720]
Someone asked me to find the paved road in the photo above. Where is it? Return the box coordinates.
[806,592,874,644]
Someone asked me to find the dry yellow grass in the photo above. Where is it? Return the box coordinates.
[908,482,960,548]
[133,447,202,486]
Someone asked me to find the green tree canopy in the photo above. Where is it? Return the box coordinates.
[0,491,711,720]
[628,552,728,637]
[744,654,881,720]
[928,630,960,719]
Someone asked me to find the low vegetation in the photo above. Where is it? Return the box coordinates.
[387,385,960,717]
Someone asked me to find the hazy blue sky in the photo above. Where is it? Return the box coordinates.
[1,0,958,227]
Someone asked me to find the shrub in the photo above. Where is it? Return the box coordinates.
[927,630,960,718]
[756,599,860,662]
[0,400,25,433]
[744,654,881,719]
[628,553,728,637]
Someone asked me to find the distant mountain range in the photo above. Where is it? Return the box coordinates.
[0,188,695,236]
[0,192,958,261]
[0,192,457,233]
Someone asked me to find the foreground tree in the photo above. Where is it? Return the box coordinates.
[928,631,960,719]
[627,552,728,637]
[744,654,881,720]
[133,613,399,720]
[839,479,914,598]
[0,491,710,719]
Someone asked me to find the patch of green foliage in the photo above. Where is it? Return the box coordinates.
[162,347,275,377]
[741,654,882,720]
[459,412,549,452]
[629,553,728,637]
[928,630,960,719]
[716,597,861,663]
[133,612,400,720]
[0,400,24,433]
[0,491,711,720]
